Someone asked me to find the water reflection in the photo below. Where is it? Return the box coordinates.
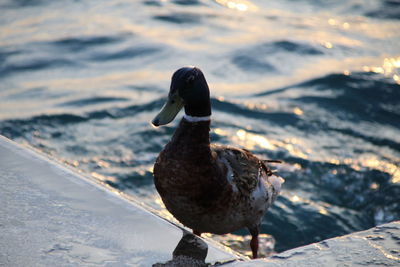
[363,57,400,85]
[213,127,311,159]
[215,0,258,12]
[153,231,208,267]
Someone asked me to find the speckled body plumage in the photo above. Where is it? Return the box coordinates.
[154,118,281,235]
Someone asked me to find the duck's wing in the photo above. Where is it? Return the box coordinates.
[211,145,284,198]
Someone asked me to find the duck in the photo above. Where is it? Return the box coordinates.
[152,66,284,258]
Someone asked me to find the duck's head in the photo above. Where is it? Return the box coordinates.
[152,66,211,127]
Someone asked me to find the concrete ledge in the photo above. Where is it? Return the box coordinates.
[227,222,400,266]
[0,136,237,266]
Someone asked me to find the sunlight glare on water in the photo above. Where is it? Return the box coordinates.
[363,57,400,85]
[215,0,258,12]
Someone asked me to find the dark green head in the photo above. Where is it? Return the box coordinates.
[152,67,211,127]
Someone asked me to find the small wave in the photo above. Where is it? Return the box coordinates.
[0,98,164,139]
[52,35,127,52]
[295,72,400,127]
[88,46,161,62]
[231,40,323,73]
[0,49,22,62]
[0,114,87,138]
[7,87,47,100]
[254,73,356,97]
[153,12,202,24]
[172,0,202,6]
[254,72,400,127]
[265,154,400,252]
[61,98,163,121]
[143,0,163,6]
[211,98,300,125]
[239,40,323,58]
[109,98,165,118]
[265,195,370,252]
[256,72,399,96]
[0,58,77,77]
[17,113,87,125]
[0,0,47,8]
[268,41,323,55]
[364,0,400,20]
[107,171,154,191]
[59,96,130,107]
[232,55,276,73]
[328,127,400,152]
[297,72,375,89]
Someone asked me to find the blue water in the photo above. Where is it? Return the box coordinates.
[1,0,399,254]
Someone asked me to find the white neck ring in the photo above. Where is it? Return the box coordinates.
[183,114,211,122]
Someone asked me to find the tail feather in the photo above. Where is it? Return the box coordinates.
[268,174,284,194]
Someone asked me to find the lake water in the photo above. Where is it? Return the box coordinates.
[1,0,399,255]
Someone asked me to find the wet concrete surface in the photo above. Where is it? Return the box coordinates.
[226,221,400,266]
[0,136,237,266]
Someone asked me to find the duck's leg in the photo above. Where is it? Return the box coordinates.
[248,226,259,259]
[193,230,202,237]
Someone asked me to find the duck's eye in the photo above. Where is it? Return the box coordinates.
[186,75,195,83]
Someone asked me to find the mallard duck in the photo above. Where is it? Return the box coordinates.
[152,67,284,258]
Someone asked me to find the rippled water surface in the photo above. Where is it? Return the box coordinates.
[1,0,399,255]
